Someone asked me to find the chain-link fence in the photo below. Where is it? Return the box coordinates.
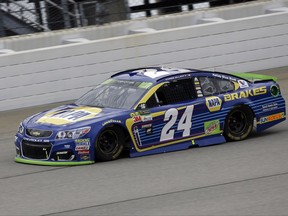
[0,0,254,37]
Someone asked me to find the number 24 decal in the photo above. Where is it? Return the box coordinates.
[160,105,194,142]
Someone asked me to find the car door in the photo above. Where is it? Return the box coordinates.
[128,78,200,151]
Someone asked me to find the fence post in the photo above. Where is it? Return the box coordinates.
[35,0,44,26]
[102,0,129,23]
[61,0,71,28]
[0,5,5,37]
[156,0,181,15]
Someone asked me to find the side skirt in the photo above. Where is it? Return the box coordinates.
[129,134,226,157]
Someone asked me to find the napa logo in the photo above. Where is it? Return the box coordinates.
[206,96,222,112]
[37,106,102,125]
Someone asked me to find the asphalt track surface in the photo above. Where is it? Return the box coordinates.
[0,67,288,216]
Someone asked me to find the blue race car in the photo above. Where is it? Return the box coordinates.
[15,67,286,165]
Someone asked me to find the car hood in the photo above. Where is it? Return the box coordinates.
[25,104,125,128]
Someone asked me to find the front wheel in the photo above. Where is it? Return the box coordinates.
[95,127,124,161]
[224,106,254,141]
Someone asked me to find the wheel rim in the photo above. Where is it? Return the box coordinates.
[98,130,118,154]
[228,111,247,134]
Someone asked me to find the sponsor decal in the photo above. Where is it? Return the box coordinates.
[78,150,90,155]
[142,124,152,129]
[133,126,142,146]
[194,78,203,97]
[132,115,142,123]
[23,137,50,143]
[224,86,267,101]
[81,155,90,161]
[56,151,68,155]
[204,120,220,135]
[37,107,102,125]
[206,96,222,112]
[64,145,71,149]
[197,90,203,97]
[164,73,192,81]
[142,124,153,135]
[238,80,249,88]
[212,73,237,81]
[262,103,278,112]
[75,138,90,151]
[259,112,285,124]
[138,82,153,89]
[146,128,153,135]
[102,119,121,126]
[131,112,153,123]
[142,115,153,122]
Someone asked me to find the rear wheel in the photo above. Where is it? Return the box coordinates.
[95,127,124,161]
[224,106,254,141]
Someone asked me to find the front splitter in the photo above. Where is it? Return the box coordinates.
[15,157,94,166]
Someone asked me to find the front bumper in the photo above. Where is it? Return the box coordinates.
[15,134,95,166]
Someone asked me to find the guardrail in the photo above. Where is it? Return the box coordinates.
[0,0,287,112]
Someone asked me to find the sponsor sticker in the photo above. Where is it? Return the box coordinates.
[262,103,278,112]
[133,115,142,123]
[206,96,222,112]
[259,112,285,124]
[141,124,153,135]
[141,115,153,122]
[56,151,69,155]
[78,150,90,155]
[23,137,50,143]
[142,124,152,129]
[102,119,121,126]
[81,155,90,161]
[204,120,220,135]
[75,138,90,151]
[138,82,153,89]
[238,80,249,88]
[131,112,153,123]
[212,73,237,81]
[37,107,102,125]
[224,86,267,101]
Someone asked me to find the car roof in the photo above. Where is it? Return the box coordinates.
[111,67,199,83]
[110,67,248,84]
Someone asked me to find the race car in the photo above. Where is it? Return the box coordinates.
[14,67,286,165]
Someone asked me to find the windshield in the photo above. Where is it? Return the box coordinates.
[75,79,153,109]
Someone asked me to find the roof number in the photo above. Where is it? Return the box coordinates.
[135,68,191,79]
[135,69,169,78]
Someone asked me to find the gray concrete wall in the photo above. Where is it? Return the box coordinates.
[0,0,287,111]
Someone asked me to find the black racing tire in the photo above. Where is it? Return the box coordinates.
[95,127,124,161]
[224,105,254,141]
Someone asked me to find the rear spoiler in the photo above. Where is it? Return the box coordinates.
[232,73,277,83]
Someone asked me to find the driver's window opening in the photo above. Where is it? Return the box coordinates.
[146,79,195,108]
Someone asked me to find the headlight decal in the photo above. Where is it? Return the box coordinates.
[56,127,91,139]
